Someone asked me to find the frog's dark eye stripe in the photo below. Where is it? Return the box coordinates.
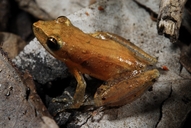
[47,37,60,51]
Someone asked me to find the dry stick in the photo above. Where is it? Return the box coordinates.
[157,0,187,43]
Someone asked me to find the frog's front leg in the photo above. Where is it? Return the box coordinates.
[93,69,159,107]
[53,69,87,109]
[71,69,87,108]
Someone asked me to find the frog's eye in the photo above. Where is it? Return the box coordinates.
[47,37,60,51]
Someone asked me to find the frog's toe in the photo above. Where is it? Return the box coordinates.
[52,95,83,109]
[52,97,74,109]
[52,97,69,103]
[51,90,75,109]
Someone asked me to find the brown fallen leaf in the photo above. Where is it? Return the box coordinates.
[0,48,58,128]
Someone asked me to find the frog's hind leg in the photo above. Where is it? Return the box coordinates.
[91,32,157,65]
[93,69,159,107]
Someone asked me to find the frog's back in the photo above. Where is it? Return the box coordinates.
[63,33,148,80]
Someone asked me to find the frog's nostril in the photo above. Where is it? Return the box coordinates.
[34,27,39,32]
[47,37,60,51]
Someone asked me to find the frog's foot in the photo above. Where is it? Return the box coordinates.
[52,91,73,103]
[53,69,87,109]
[52,90,85,109]
[51,91,73,109]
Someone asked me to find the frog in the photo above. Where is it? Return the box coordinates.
[33,16,159,109]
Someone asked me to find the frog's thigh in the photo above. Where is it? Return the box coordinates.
[94,69,159,107]
[70,69,87,108]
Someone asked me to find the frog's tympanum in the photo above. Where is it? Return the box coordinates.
[33,16,159,109]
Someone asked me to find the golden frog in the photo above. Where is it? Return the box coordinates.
[33,16,159,109]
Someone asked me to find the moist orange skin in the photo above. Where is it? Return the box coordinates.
[33,16,159,108]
